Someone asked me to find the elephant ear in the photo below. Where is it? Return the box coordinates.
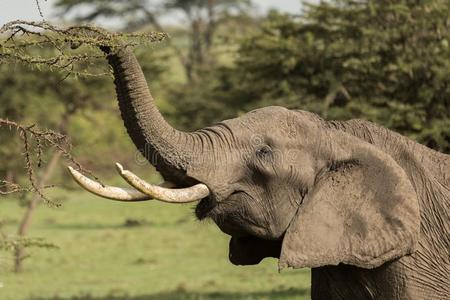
[279,133,420,270]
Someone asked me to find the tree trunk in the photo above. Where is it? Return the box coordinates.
[205,0,216,51]
[14,149,63,272]
[13,113,71,272]
[189,18,204,81]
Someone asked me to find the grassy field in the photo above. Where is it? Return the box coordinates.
[0,188,310,300]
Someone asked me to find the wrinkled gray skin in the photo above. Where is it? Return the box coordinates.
[101,47,450,299]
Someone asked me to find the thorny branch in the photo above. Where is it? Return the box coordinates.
[0,20,168,77]
[0,181,28,195]
[35,0,47,19]
[0,118,91,204]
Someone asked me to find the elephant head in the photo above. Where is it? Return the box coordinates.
[69,48,420,271]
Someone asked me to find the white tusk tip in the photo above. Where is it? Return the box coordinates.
[115,162,124,174]
[67,166,77,175]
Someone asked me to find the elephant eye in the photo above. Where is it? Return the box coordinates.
[256,145,272,159]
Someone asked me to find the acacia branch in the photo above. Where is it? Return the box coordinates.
[0,118,89,204]
[0,20,168,77]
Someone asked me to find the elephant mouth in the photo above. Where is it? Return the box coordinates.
[196,191,275,239]
[229,235,282,265]
[195,192,284,265]
[195,191,255,236]
[195,190,242,221]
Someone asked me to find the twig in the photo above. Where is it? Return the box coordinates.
[0,118,93,203]
[35,0,47,19]
[0,20,168,78]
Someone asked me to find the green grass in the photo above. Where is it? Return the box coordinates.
[0,189,310,300]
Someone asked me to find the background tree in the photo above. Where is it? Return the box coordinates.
[55,0,252,82]
[209,0,450,152]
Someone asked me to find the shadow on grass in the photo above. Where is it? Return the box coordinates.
[47,220,154,230]
[32,288,309,300]
[46,223,130,230]
[47,217,190,230]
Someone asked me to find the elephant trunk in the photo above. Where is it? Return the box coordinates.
[103,47,194,181]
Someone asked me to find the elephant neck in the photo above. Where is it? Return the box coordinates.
[311,263,446,300]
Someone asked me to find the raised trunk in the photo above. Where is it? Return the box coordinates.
[104,47,195,183]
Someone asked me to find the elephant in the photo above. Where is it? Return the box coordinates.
[68,46,450,300]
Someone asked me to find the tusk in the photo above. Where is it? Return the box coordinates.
[116,163,210,203]
[67,166,151,201]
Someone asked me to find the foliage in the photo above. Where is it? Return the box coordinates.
[212,1,450,152]
[0,20,167,77]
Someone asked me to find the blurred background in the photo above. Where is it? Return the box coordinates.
[0,1,449,299]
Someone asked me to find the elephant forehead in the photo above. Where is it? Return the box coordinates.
[222,106,295,134]
[221,107,321,145]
